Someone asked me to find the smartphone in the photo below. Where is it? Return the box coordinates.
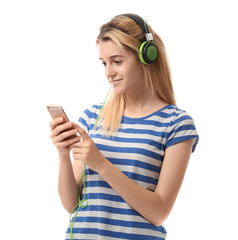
[47,104,78,140]
[47,104,70,122]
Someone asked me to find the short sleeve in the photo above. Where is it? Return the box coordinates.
[166,111,199,153]
[78,104,102,135]
[78,109,91,134]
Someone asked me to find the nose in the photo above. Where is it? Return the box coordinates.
[105,64,116,81]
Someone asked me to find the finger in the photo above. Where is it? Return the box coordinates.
[73,153,81,161]
[69,140,83,150]
[71,122,83,140]
[71,122,79,129]
[72,140,90,152]
[54,128,78,142]
[50,122,73,139]
[71,141,81,148]
[54,136,80,149]
[77,126,90,141]
[49,117,64,131]
[72,147,81,155]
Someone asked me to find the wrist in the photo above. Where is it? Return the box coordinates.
[97,157,112,177]
[58,151,71,162]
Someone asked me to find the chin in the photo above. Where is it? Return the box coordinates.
[112,87,126,95]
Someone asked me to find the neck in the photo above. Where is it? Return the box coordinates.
[123,90,168,118]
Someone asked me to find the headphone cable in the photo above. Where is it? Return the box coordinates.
[69,86,112,240]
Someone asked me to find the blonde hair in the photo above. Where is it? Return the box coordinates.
[96,15,176,135]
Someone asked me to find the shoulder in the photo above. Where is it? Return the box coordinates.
[161,104,195,126]
[163,105,199,152]
[78,103,103,133]
[84,103,103,116]
[79,103,103,120]
[163,104,191,118]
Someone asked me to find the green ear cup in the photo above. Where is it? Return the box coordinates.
[118,14,158,64]
[139,41,158,64]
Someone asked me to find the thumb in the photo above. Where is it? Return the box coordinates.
[77,126,90,141]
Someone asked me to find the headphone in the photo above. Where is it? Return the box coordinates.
[119,13,158,65]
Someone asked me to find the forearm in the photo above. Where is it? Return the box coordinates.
[98,160,168,227]
[58,152,79,213]
[72,127,192,226]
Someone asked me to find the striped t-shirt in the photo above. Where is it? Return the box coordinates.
[65,104,199,240]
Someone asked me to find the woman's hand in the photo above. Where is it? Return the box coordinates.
[49,117,81,155]
[72,126,107,173]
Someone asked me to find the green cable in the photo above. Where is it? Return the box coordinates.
[93,86,112,129]
[69,163,88,240]
[69,86,112,240]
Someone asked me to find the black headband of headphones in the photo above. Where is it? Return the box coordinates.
[116,13,150,34]
[113,13,158,64]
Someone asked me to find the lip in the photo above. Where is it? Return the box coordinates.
[110,78,123,84]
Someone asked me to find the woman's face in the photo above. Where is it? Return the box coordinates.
[99,40,145,95]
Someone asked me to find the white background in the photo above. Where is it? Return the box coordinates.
[0,0,237,239]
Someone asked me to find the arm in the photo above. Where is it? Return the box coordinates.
[49,118,83,213]
[99,139,193,226]
[57,152,79,213]
[58,153,85,213]
[73,127,194,226]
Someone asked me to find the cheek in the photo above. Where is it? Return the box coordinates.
[125,60,141,75]
[128,64,143,82]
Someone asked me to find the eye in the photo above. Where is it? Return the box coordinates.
[114,60,122,65]
[101,61,106,67]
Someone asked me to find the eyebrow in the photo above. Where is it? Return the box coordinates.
[99,55,124,60]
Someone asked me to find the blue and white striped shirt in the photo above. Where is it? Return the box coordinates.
[65,104,199,240]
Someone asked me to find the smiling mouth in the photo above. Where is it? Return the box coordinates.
[110,78,122,83]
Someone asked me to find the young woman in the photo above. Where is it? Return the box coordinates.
[49,14,199,240]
